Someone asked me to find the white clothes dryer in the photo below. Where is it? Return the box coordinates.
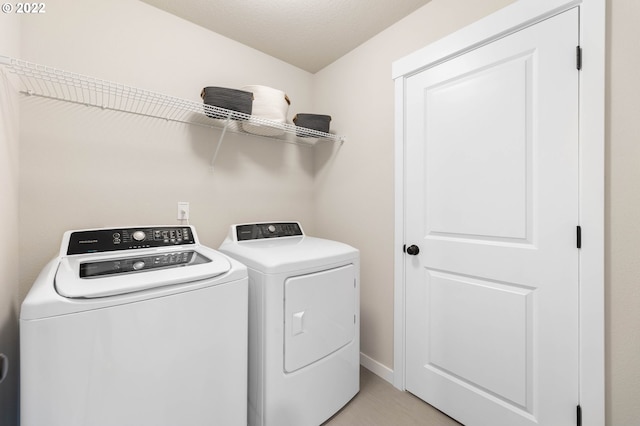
[20,225,248,426]
[219,222,360,426]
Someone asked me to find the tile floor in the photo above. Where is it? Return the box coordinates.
[322,367,462,426]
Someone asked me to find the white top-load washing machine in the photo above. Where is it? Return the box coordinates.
[219,222,360,426]
[20,225,248,426]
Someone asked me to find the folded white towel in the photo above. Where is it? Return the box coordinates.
[241,85,290,136]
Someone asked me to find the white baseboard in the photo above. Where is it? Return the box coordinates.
[360,352,394,384]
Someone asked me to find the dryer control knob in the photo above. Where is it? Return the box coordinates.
[267,225,276,233]
[132,261,145,270]
[132,231,146,241]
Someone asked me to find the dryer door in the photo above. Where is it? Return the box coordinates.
[284,264,356,373]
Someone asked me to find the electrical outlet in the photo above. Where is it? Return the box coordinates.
[177,202,190,220]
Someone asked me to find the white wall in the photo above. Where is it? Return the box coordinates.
[17,0,317,301]
[0,9,20,426]
[607,0,640,424]
[313,0,514,373]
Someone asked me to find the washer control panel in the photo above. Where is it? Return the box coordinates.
[67,226,195,255]
[79,250,211,278]
[236,222,303,241]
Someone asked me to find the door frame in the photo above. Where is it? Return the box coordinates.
[392,1,605,425]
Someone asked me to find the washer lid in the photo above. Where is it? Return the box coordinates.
[55,246,232,299]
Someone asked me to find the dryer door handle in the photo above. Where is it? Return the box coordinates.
[292,311,305,336]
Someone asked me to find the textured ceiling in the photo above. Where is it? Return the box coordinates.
[140,0,432,73]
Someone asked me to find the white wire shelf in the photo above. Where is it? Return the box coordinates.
[0,55,345,147]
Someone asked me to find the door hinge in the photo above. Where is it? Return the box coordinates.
[577,404,582,426]
[576,46,582,70]
[577,226,582,249]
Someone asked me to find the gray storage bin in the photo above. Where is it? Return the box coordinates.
[201,87,253,120]
[293,113,332,136]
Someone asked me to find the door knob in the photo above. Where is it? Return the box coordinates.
[406,245,420,255]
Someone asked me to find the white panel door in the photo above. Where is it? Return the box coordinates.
[404,8,579,426]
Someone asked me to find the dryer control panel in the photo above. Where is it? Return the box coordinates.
[66,226,195,255]
[236,222,303,241]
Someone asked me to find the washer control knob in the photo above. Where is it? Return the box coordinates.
[132,261,145,270]
[267,225,276,233]
[132,231,146,241]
